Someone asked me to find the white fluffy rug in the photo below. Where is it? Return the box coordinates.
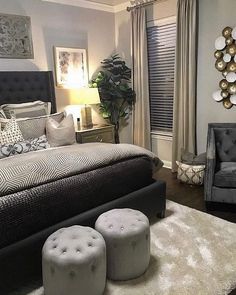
[17,201,236,295]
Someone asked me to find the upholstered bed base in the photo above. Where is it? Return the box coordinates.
[0,156,154,249]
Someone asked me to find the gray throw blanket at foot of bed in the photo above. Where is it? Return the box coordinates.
[0,143,163,196]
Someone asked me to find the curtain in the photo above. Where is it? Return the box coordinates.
[131,7,151,150]
[172,0,197,171]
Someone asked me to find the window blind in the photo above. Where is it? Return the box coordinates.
[147,22,176,132]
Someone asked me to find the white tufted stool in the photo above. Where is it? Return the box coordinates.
[95,208,150,281]
[42,225,106,295]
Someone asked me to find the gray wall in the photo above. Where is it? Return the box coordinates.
[0,0,115,112]
[197,0,236,153]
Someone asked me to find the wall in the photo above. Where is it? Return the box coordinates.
[197,0,236,153]
[0,0,115,117]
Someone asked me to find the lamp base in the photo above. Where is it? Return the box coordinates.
[81,105,93,129]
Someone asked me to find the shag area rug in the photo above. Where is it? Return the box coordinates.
[12,201,236,295]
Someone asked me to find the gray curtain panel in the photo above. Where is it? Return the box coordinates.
[172,0,197,171]
[131,7,151,150]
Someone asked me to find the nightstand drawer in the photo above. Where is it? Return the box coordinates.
[76,125,115,144]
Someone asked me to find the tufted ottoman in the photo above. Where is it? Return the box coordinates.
[95,208,150,281]
[42,225,106,295]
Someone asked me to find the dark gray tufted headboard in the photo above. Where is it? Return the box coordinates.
[0,71,56,113]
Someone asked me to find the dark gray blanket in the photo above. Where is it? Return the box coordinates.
[0,143,162,196]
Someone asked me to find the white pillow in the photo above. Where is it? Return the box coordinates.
[0,118,24,145]
[1,100,51,119]
[46,114,76,147]
[176,161,205,185]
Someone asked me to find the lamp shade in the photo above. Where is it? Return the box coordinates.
[75,87,100,105]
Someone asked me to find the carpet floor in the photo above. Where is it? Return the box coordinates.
[11,200,236,295]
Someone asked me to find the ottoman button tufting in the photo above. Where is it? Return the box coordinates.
[42,225,106,295]
[95,208,150,281]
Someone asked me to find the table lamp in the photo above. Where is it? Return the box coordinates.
[77,87,100,129]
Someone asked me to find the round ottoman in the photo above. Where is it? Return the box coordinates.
[42,225,106,295]
[95,208,150,281]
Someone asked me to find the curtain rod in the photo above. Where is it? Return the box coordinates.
[127,0,165,12]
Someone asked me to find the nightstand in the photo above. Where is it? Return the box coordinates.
[76,124,115,144]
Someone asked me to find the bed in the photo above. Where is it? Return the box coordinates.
[0,71,166,292]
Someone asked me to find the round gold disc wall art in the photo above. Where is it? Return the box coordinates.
[213,26,236,109]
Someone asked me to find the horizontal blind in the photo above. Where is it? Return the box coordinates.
[147,22,176,132]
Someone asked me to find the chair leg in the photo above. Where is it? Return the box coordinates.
[157,210,165,219]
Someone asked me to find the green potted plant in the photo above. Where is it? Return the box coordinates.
[90,54,135,143]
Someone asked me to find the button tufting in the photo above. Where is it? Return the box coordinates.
[69,271,76,278]
[61,248,67,254]
[88,242,93,247]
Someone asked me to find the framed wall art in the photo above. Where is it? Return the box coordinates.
[54,46,88,88]
[0,13,34,59]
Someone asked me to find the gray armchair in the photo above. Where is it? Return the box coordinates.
[205,123,236,206]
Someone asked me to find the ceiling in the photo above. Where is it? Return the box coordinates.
[84,0,129,5]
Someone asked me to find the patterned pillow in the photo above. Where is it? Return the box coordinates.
[1,101,51,119]
[0,118,24,144]
[0,108,6,119]
[0,135,50,159]
[0,112,64,140]
[176,161,205,186]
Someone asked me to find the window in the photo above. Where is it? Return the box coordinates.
[147,21,176,133]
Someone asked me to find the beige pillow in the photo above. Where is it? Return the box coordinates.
[46,114,76,147]
[0,112,64,140]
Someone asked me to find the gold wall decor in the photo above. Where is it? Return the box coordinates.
[213,26,236,109]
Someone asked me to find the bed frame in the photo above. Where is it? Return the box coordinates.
[0,71,166,293]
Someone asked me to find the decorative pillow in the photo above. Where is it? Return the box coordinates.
[1,100,51,119]
[0,108,6,119]
[46,114,76,147]
[0,112,64,140]
[0,135,50,159]
[181,149,206,165]
[176,161,205,186]
[0,118,24,145]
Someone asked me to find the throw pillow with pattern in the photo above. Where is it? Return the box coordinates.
[0,135,50,159]
[0,118,24,145]
[176,161,205,186]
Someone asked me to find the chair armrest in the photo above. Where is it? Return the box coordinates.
[204,126,216,201]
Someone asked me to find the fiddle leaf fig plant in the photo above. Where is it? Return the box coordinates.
[90,54,135,143]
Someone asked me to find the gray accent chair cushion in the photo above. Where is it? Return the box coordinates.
[95,208,150,281]
[42,225,106,295]
[204,123,236,205]
[214,162,236,188]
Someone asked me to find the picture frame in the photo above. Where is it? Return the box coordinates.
[0,13,34,59]
[54,46,88,88]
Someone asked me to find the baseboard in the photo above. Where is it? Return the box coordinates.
[162,160,172,169]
